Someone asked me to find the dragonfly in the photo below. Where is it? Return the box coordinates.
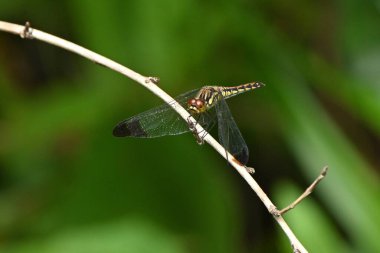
[113,82,264,165]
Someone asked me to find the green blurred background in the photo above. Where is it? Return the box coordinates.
[0,1,379,252]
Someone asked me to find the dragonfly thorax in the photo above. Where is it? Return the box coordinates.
[187,98,207,114]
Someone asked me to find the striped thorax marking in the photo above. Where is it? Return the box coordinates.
[187,82,264,114]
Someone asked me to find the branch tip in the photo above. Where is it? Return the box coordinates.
[321,166,328,176]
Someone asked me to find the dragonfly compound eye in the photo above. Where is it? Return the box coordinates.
[187,98,206,113]
[188,98,196,106]
[195,99,205,109]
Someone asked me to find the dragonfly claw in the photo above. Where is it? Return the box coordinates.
[187,116,206,145]
[145,76,160,84]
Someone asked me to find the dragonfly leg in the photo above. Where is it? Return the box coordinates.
[190,111,217,145]
[187,115,205,145]
[145,76,160,84]
[199,113,216,141]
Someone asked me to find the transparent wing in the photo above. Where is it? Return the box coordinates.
[113,89,200,138]
[215,93,249,165]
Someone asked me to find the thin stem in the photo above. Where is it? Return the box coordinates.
[277,166,328,215]
[0,20,312,253]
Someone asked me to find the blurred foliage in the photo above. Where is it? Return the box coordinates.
[0,0,379,252]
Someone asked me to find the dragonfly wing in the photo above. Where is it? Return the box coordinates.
[113,89,199,138]
[215,94,249,165]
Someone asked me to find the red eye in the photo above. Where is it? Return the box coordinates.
[195,100,204,108]
[188,98,197,106]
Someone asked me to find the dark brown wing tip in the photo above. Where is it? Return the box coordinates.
[113,123,131,137]
[232,149,249,166]
[112,119,148,137]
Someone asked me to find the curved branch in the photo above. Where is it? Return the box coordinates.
[0,20,309,253]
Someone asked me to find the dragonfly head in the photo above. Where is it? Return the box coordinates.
[187,98,207,114]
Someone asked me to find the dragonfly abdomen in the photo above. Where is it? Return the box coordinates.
[220,82,264,100]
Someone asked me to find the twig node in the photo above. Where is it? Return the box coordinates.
[20,21,34,39]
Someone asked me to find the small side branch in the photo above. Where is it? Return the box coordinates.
[20,21,33,39]
[274,166,328,216]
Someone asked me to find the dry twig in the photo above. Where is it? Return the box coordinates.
[271,166,328,216]
[0,20,323,253]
